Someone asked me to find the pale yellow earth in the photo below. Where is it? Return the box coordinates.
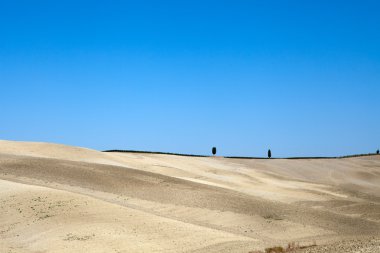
[0,140,379,253]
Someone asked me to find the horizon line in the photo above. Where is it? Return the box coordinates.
[103,149,380,160]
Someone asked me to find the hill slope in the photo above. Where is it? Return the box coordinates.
[0,140,379,252]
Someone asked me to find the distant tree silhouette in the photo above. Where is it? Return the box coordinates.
[212,147,217,156]
[268,149,272,158]
[377,149,379,155]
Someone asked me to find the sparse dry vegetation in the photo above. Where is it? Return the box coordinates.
[249,241,317,253]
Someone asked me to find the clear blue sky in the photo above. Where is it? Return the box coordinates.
[1,1,379,157]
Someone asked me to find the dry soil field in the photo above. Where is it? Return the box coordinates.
[0,140,379,252]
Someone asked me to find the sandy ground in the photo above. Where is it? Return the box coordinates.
[0,140,379,253]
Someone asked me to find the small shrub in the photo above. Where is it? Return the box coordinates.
[249,241,316,253]
[286,242,299,251]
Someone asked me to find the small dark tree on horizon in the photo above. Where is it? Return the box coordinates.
[212,147,217,156]
[377,149,379,155]
[268,149,272,159]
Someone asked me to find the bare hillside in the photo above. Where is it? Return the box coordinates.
[0,140,379,252]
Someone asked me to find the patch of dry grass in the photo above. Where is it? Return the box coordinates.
[249,241,317,253]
